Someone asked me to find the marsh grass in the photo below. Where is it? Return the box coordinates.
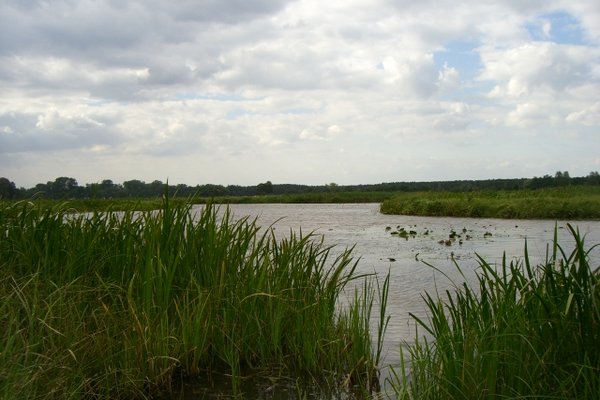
[381,187,600,219]
[0,198,388,399]
[390,224,600,399]
[4,191,394,213]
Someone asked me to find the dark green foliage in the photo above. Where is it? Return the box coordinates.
[6,170,599,200]
[0,177,17,199]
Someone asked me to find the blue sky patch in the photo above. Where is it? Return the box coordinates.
[434,39,482,82]
[525,10,587,45]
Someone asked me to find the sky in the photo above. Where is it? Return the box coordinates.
[1,0,599,188]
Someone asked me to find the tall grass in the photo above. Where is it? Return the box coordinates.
[0,191,394,213]
[390,224,600,399]
[381,187,600,219]
[0,198,388,398]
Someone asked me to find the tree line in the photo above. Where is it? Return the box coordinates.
[1,171,599,200]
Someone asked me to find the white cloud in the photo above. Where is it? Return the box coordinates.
[1,0,599,187]
[566,102,600,126]
[480,42,597,95]
[438,63,460,90]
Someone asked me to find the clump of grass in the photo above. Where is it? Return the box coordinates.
[0,198,388,399]
[390,224,600,399]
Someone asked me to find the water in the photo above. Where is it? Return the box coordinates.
[190,203,600,396]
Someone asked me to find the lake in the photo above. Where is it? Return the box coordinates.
[207,204,600,360]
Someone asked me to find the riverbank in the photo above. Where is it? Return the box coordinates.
[4,186,599,220]
[1,191,394,213]
[380,186,600,220]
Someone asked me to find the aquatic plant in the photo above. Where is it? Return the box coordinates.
[381,187,600,219]
[0,198,388,399]
[389,224,600,399]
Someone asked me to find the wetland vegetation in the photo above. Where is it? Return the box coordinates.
[3,185,598,220]
[389,225,600,399]
[2,172,599,219]
[381,186,600,220]
[0,198,389,399]
[2,173,599,399]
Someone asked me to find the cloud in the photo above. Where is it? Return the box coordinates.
[476,40,599,132]
[1,0,599,187]
[566,102,600,126]
[480,42,598,96]
[0,108,120,154]
[164,0,293,24]
[438,63,460,90]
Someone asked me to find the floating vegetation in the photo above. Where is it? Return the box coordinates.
[389,223,486,249]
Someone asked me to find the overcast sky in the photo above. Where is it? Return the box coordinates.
[1,0,599,188]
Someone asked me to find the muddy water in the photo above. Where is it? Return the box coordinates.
[191,203,600,396]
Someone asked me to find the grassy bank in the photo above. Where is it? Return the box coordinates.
[0,199,388,399]
[210,190,394,205]
[1,191,395,213]
[381,186,600,219]
[8,186,600,218]
[390,225,600,399]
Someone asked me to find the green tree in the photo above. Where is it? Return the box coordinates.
[123,179,147,197]
[554,171,571,186]
[48,177,80,199]
[147,180,164,197]
[0,177,17,199]
[587,171,600,185]
[256,180,273,195]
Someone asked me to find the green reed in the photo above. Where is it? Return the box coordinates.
[0,199,388,399]
[381,187,600,219]
[389,224,600,399]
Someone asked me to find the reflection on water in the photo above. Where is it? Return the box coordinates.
[190,203,600,396]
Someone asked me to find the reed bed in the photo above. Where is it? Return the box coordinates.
[381,187,600,219]
[390,224,600,399]
[3,191,394,213]
[0,199,388,399]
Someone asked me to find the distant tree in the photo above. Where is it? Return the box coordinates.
[56,176,77,191]
[197,184,227,197]
[85,179,124,198]
[148,180,165,196]
[554,171,571,186]
[34,183,49,195]
[256,181,273,195]
[48,177,80,199]
[123,179,147,197]
[99,179,120,197]
[0,177,17,199]
[227,185,254,196]
[327,182,339,192]
[587,171,600,185]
